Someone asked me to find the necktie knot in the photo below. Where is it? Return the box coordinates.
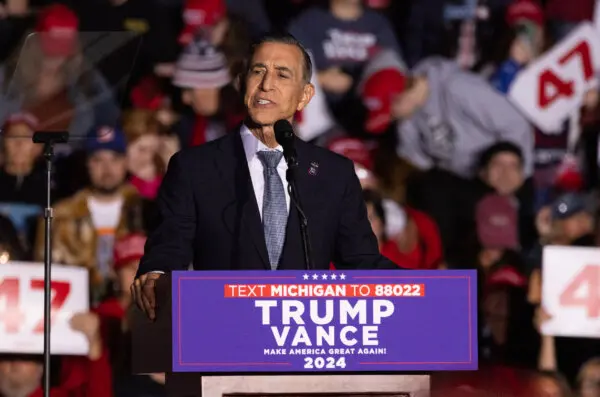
[257,150,283,170]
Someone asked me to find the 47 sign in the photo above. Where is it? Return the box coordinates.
[509,23,600,133]
[0,262,89,355]
[0,278,70,333]
[542,246,600,338]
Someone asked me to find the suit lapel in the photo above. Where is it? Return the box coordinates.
[213,130,270,269]
[280,140,319,269]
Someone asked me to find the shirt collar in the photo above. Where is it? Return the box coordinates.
[240,124,283,162]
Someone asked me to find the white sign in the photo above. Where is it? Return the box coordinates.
[509,23,600,132]
[541,246,600,338]
[295,51,335,142]
[0,262,90,355]
[594,0,600,33]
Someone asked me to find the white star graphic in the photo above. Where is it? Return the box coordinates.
[330,274,337,280]
[303,274,309,280]
[340,274,346,280]
[312,274,319,280]
[321,274,328,280]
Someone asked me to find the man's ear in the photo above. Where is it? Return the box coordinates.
[296,83,315,112]
[234,73,246,95]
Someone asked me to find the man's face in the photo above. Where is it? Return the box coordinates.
[481,152,524,196]
[557,212,593,241]
[87,150,127,194]
[530,377,563,397]
[0,359,43,397]
[3,124,42,166]
[392,88,421,120]
[244,42,314,127]
[483,288,509,345]
[580,363,600,397]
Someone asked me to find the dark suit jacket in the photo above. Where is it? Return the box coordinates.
[138,128,397,274]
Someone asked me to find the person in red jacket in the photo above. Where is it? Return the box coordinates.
[0,312,112,397]
[363,189,443,269]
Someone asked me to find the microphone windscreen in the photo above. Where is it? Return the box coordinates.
[274,119,294,146]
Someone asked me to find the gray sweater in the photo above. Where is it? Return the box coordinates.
[396,57,533,178]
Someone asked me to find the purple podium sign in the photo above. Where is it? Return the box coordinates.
[172,270,478,373]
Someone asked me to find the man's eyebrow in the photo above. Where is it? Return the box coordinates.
[275,66,295,76]
[250,63,267,69]
[250,63,294,76]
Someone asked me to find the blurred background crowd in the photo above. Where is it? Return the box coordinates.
[0,0,599,396]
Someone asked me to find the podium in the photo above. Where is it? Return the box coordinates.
[131,270,478,397]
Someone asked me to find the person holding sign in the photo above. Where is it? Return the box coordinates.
[133,32,398,320]
[0,312,112,397]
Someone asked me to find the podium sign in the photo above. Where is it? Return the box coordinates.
[172,270,477,373]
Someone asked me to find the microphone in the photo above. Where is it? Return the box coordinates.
[273,119,313,270]
[274,119,298,167]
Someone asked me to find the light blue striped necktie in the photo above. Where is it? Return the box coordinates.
[257,150,287,270]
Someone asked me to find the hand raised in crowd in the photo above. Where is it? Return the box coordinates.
[318,67,353,95]
[510,35,535,65]
[535,206,553,240]
[70,312,102,360]
[131,272,163,321]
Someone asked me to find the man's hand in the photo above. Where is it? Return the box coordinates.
[131,273,163,321]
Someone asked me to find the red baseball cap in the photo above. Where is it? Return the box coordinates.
[35,4,79,57]
[506,0,544,27]
[365,0,390,9]
[362,68,406,134]
[327,137,374,171]
[130,75,166,111]
[487,266,527,289]
[113,233,146,270]
[178,0,226,45]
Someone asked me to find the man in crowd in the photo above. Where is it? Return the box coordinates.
[395,57,533,179]
[133,32,397,320]
[35,126,145,304]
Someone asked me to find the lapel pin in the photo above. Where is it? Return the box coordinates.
[308,161,319,176]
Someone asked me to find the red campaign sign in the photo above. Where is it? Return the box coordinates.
[538,40,594,108]
[0,278,70,334]
[559,264,600,319]
[509,23,600,133]
[542,246,600,338]
[0,262,89,355]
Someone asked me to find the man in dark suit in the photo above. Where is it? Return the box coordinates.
[132,32,397,320]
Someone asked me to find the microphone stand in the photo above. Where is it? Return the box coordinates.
[285,156,314,270]
[32,131,68,397]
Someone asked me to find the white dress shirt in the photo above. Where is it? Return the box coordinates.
[240,124,290,218]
